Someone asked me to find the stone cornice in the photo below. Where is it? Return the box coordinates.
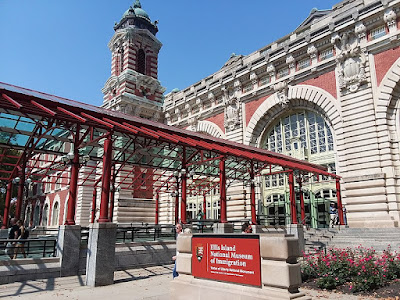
[164,0,400,126]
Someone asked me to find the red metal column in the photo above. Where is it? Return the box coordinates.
[91,189,97,223]
[15,156,26,219]
[109,171,116,222]
[336,178,344,225]
[174,181,179,225]
[298,180,306,225]
[181,171,187,224]
[203,194,206,219]
[220,157,227,223]
[65,137,79,225]
[155,193,159,225]
[91,177,101,223]
[98,135,113,223]
[288,171,297,224]
[250,162,256,224]
[180,147,187,224]
[1,182,13,229]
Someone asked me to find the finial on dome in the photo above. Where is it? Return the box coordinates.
[133,0,141,9]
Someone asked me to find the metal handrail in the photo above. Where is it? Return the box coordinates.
[0,237,57,259]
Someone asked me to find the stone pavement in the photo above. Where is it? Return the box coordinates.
[0,264,380,300]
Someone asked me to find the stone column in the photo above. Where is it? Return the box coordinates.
[260,234,306,298]
[286,224,305,255]
[57,225,81,277]
[86,222,117,287]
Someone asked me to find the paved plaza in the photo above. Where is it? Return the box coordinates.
[0,264,381,300]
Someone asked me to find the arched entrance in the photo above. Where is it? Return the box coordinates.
[245,85,343,228]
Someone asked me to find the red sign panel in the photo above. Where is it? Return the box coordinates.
[192,235,261,287]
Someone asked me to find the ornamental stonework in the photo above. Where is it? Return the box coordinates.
[223,86,241,132]
[331,31,368,94]
[274,81,289,107]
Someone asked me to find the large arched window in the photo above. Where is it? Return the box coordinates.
[137,49,146,75]
[260,110,337,228]
[261,110,334,157]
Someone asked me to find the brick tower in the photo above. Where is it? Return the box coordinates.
[102,0,165,121]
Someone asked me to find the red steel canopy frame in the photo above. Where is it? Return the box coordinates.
[0,82,343,226]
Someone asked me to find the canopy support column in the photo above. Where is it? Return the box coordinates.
[336,178,344,225]
[65,127,80,225]
[98,134,112,223]
[109,170,115,222]
[91,188,97,224]
[1,182,13,229]
[203,194,206,219]
[155,193,159,225]
[288,171,297,224]
[174,179,179,225]
[298,179,305,225]
[250,162,256,224]
[181,147,187,224]
[220,157,227,223]
[15,155,26,219]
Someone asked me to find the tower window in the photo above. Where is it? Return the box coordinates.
[137,49,146,75]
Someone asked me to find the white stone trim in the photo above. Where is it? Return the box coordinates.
[244,85,342,148]
[376,57,400,177]
[185,120,226,139]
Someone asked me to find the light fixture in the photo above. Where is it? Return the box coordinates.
[181,169,187,175]
[173,171,179,177]
[26,178,32,184]
[13,177,20,184]
[66,152,75,160]
[0,187,6,194]
[82,155,90,163]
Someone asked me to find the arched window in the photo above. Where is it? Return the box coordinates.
[137,49,146,75]
[33,203,40,226]
[52,202,59,226]
[42,204,49,226]
[261,110,337,228]
[262,110,334,156]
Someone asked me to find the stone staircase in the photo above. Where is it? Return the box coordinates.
[304,227,400,254]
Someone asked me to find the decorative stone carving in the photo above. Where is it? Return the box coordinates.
[331,31,367,93]
[165,112,171,122]
[250,72,258,85]
[274,81,289,107]
[234,79,242,93]
[384,9,397,33]
[174,107,180,119]
[208,92,215,106]
[307,44,318,61]
[286,55,296,70]
[267,64,276,77]
[188,116,198,131]
[195,98,202,111]
[224,97,240,131]
[151,111,160,122]
[354,22,367,43]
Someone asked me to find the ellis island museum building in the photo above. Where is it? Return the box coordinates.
[9,0,400,230]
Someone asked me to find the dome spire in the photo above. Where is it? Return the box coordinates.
[133,0,141,9]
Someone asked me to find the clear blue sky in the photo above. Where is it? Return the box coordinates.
[0,0,339,107]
